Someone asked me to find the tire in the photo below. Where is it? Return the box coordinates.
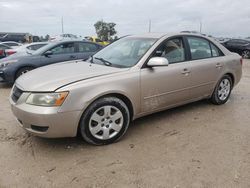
[15,67,34,80]
[242,50,250,59]
[79,97,130,145]
[210,75,233,105]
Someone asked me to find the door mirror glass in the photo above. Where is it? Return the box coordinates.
[44,50,53,56]
[147,57,169,67]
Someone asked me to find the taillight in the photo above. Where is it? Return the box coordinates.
[6,51,16,56]
[0,50,4,56]
[240,58,243,65]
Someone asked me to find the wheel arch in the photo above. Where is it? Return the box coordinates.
[224,72,235,87]
[15,65,36,80]
[76,92,134,137]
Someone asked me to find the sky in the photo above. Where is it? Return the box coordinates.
[0,0,250,38]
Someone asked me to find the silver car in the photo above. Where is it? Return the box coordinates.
[10,33,242,145]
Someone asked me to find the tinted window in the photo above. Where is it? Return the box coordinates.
[153,38,185,63]
[187,37,212,60]
[50,43,75,55]
[78,42,98,52]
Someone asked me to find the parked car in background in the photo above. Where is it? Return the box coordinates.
[0,43,12,59]
[85,36,109,46]
[4,42,49,58]
[0,41,22,48]
[50,34,81,41]
[9,33,242,145]
[222,39,250,59]
[0,40,102,83]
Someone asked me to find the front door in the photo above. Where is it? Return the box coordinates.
[40,42,77,66]
[140,37,193,113]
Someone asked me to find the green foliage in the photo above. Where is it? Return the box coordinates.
[94,20,117,41]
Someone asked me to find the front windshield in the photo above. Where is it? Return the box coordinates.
[91,37,157,68]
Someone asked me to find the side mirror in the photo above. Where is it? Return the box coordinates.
[44,50,53,57]
[147,57,169,67]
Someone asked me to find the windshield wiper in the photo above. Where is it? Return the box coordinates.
[94,57,112,66]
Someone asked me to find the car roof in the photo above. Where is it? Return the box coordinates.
[126,32,209,39]
[1,41,21,44]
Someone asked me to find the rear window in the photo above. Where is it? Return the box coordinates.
[78,42,98,52]
[187,37,212,60]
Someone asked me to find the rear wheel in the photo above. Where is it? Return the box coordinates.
[79,97,130,145]
[242,50,250,59]
[210,75,232,105]
[15,67,34,80]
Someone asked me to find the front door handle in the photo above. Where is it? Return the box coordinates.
[216,63,223,68]
[181,68,190,75]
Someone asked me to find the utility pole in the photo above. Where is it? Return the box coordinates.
[149,19,151,33]
[199,21,202,33]
[61,16,64,34]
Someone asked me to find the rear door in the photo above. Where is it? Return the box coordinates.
[75,42,100,60]
[185,36,225,99]
[40,42,77,66]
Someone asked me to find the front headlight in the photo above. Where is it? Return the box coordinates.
[0,60,18,68]
[26,92,69,106]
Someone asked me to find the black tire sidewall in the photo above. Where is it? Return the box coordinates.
[212,75,232,105]
[80,97,130,145]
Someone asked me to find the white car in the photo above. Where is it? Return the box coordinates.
[4,42,48,57]
[50,34,82,41]
[0,41,22,49]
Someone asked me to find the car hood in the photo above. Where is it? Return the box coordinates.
[0,53,34,63]
[15,60,129,91]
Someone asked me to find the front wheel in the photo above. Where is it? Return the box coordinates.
[79,97,130,145]
[210,75,232,105]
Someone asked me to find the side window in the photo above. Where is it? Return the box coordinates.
[27,44,46,51]
[187,37,212,60]
[78,42,98,52]
[211,43,222,57]
[50,43,75,55]
[153,38,185,64]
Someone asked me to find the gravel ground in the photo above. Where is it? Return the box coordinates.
[0,60,250,188]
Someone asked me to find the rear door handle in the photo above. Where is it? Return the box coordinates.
[216,63,223,68]
[181,68,190,75]
[70,55,76,59]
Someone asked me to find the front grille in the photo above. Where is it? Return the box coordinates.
[11,86,24,103]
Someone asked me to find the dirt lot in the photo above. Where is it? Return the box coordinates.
[0,60,250,188]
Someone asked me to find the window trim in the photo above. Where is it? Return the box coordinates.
[184,35,224,61]
[142,36,189,68]
[45,42,76,55]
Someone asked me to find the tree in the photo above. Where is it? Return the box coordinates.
[94,20,117,41]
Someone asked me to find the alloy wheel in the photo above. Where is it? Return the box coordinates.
[218,78,231,101]
[89,105,124,140]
